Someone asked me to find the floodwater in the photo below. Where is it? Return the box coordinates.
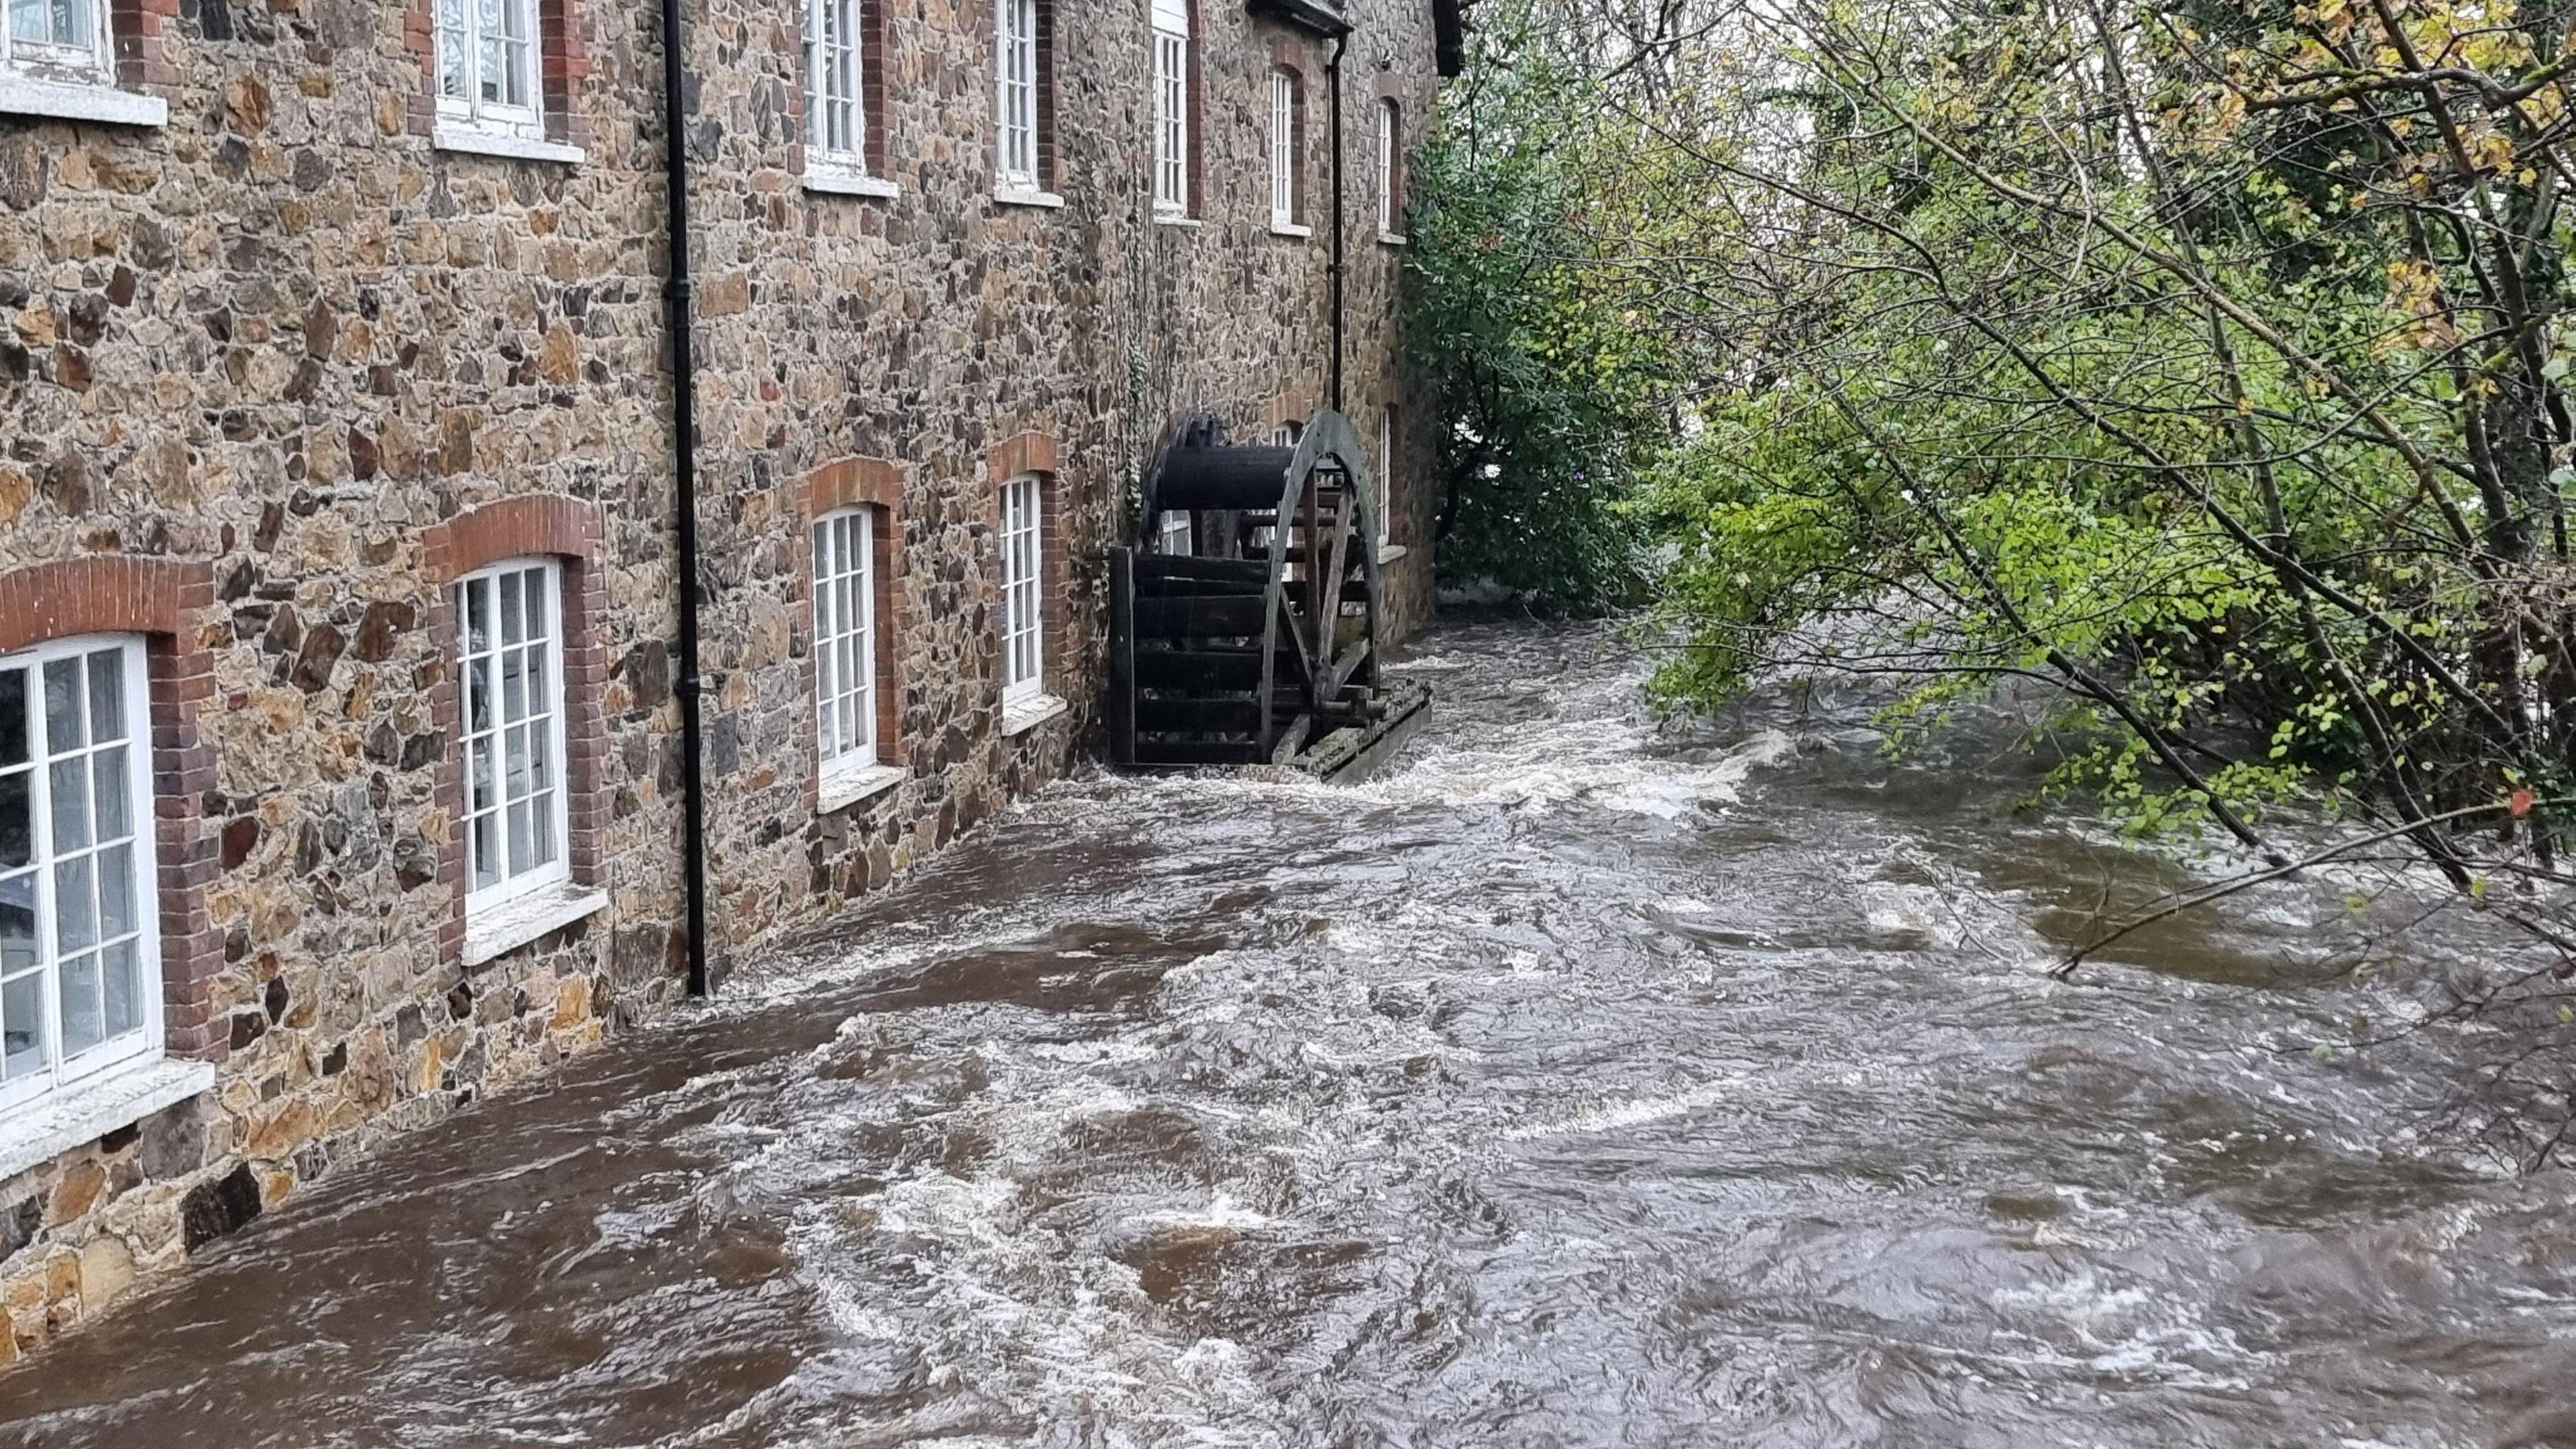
[3,619,2574,1448]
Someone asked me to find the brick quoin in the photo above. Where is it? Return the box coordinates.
[0,556,223,1065]
[800,458,910,779]
[107,0,178,96]
[421,496,610,969]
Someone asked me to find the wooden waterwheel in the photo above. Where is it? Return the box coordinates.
[1108,409,1423,773]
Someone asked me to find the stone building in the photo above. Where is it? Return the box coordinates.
[0,0,1451,1360]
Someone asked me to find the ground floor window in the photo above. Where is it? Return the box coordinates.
[1001,475,1044,701]
[814,506,880,765]
[0,635,159,1112]
[1157,511,1192,555]
[454,559,570,912]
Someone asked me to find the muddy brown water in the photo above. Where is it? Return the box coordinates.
[4,619,2575,1448]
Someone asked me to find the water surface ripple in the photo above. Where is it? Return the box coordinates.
[5,620,2574,1448]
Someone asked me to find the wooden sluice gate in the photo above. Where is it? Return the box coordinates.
[1107,408,1432,781]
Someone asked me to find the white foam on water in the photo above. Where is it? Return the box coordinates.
[1501,1076,1746,1142]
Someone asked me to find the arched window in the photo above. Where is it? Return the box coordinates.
[453,558,572,912]
[1000,474,1046,702]
[0,635,160,1112]
[813,506,882,771]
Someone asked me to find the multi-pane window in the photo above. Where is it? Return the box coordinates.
[436,0,540,136]
[996,0,1039,190]
[455,559,569,911]
[1150,0,1188,214]
[1157,511,1191,555]
[1377,98,1403,236]
[1,0,111,83]
[0,637,158,1113]
[1000,476,1043,701]
[804,0,867,171]
[1269,70,1297,229]
[813,508,879,766]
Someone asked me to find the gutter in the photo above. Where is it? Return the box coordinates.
[659,0,713,999]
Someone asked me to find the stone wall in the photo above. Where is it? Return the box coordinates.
[0,0,1438,1362]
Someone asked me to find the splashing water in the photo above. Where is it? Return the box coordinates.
[4,619,2574,1449]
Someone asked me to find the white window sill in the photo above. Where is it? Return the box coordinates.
[0,1057,214,1183]
[1269,221,1312,238]
[0,72,167,128]
[433,123,586,166]
[1378,231,1408,246]
[995,188,1065,209]
[1377,542,1408,565]
[464,880,610,967]
[1155,212,1201,229]
[818,759,904,814]
[1001,692,1069,737]
[806,170,900,199]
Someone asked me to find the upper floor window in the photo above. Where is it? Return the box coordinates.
[1000,474,1044,702]
[0,637,158,1113]
[996,0,1042,193]
[436,0,542,140]
[2,0,109,85]
[1150,0,1189,216]
[804,0,872,175]
[1377,97,1404,240]
[454,559,569,913]
[814,507,881,769]
[1268,70,1301,231]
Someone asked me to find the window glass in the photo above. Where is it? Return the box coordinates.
[454,560,570,909]
[805,0,865,166]
[996,0,1039,187]
[437,0,540,131]
[814,508,879,765]
[1002,477,1043,699]
[0,638,159,1111]
[1269,71,1295,227]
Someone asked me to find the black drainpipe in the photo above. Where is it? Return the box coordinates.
[1327,28,1348,412]
[659,0,712,1000]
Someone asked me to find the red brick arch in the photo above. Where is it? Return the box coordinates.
[0,555,206,656]
[805,455,904,518]
[985,430,1061,484]
[423,493,604,581]
[0,555,223,1063]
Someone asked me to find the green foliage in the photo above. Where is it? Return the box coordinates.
[1401,10,1676,612]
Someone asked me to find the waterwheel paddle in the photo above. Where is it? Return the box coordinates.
[1108,409,1430,777]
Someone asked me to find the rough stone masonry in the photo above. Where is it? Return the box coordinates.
[0,0,1440,1361]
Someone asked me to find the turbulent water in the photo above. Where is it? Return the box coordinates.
[4,619,2575,1448]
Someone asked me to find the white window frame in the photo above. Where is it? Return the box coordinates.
[996,0,1040,193]
[1269,70,1297,230]
[1000,475,1044,704]
[1151,2,1189,217]
[454,557,572,917]
[435,0,545,141]
[0,635,161,1117]
[1157,510,1192,555]
[804,0,869,176]
[814,506,881,771]
[1377,97,1405,241]
[0,0,111,87]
